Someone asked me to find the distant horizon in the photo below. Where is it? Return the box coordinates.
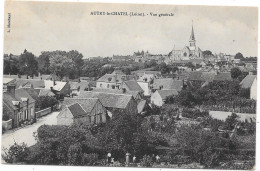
[4,2,258,58]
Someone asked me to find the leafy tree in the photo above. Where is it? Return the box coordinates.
[49,54,74,80]
[4,54,20,75]
[38,51,51,74]
[2,142,29,163]
[234,52,244,60]
[231,67,242,79]
[239,88,250,99]
[18,49,38,77]
[203,50,213,56]
[35,96,58,110]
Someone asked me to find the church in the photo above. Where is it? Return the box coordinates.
[169,23,203,61]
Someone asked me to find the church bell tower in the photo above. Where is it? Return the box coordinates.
[189,21,196,50]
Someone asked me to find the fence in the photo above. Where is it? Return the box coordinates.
[36,107,52,118]
[2,119,13,130]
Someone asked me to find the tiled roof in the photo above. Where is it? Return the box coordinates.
[213,72,232,81]
[153,78,183,91]
[63,98,99,114]
[15,89,35,103]
[240,75,257,89]
[157,89,178,100]
[78,91,133,109]
[123,80,144,92]
[68,103,88,118]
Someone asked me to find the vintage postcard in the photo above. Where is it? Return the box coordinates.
[1,0,258,170]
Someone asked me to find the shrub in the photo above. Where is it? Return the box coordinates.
[182,109,209,119]
[2,142,29,163]
[67,143,82,165]
[81,153,98,166]
[140,155,153,167]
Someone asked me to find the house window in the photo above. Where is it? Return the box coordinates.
[112,85,115,89]
[100,83,102,88]
[25,110,28,120]
[107,84,109,88]
[184,52,187,57]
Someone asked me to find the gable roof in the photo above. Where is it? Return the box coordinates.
[157,89,178,100]
[240,75,257,89]
[63,98,99,114]
[78,91,134,109]
[3,88,36,111]
[14,79,45,89]
[153,78,183,91]
[67,103,88,118]
[123,80,144,92]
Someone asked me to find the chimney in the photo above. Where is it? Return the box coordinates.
[7,84,16,97]
[53,80,56,86]
[50,87,54,91]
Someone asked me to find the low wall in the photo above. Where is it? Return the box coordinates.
[2,119,13,130]
[36,107,52,118]
[209,111,256,123]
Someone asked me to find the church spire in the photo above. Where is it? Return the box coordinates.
[190,20,195,41]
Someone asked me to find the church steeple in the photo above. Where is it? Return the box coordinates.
[189,21,196,48]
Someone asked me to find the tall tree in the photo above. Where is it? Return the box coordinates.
[19,49,38,77]
[231,67,242,79]
[234,52,244,60]
[38,51,51,74]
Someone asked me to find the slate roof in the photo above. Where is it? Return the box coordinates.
[63,98,99,114]
[157,89,178,100]
[240,75,257,89]
[152,78,183,91]
[67,103,88,118]
[213,72,232,81]
[78,91,133,109]
[123,80,144,92]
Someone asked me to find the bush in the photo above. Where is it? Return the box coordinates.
[81,153,98,166]
[140,155,153,167]
[67,143,82,165]
[2,142,29,163]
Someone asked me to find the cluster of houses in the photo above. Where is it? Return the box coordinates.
[2,57,257,129]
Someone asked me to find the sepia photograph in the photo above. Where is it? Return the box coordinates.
[0,0,258,170]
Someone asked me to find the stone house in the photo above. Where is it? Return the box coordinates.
[58,98,107,126]
[3,84,36,128]
[151,89,178,107]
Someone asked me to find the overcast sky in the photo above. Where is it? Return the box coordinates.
[4,1,258,58]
